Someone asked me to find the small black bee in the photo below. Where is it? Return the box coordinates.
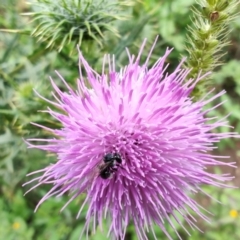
[99,153,122,179]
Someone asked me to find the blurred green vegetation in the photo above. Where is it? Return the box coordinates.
[0,0,240,239]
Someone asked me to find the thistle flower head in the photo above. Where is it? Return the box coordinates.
[25,0,131,52]
[25,39,237,240]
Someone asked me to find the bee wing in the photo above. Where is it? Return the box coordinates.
[87,159,111,181]
[98,161,112,171]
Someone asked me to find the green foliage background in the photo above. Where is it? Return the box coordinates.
[1,0,240,239]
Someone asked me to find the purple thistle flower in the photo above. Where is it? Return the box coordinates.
[25,38,238,240]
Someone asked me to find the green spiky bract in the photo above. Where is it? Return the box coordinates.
[185,0,239,99]
[23,0,132,52]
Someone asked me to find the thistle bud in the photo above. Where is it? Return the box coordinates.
[23,0,131,52]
